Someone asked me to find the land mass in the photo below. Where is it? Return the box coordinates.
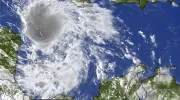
[94,64,180,100]
[0,26,21,75]
[0,26,31,100]
[72,0,179,9]
[112,0,175,9]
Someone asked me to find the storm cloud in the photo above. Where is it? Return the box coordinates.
[25,2,67,47]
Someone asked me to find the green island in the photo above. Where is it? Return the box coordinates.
[112,0,175,9]
[94,65,180,100]
[0,26,21,75]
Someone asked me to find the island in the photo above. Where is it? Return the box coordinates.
[94,64,180,100]
[72,0,179,9]
[112,0,175,9]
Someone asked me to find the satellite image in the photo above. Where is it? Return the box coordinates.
[0,0,180,100]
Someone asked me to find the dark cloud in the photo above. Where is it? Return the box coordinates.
[25,2,66,46]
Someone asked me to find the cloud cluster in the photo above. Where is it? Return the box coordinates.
[25,2,67,47]
[15,0,119,99]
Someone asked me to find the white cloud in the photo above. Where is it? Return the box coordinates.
[150,34,157,47]
[172,2,179,7]
[151,50,155,61]
[150,34,155,43]
[138,30,146,39]
[125,39,134,46]
[158,58,161,65]
[15,0,119,99]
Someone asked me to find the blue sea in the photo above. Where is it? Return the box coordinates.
[0,0,180,99]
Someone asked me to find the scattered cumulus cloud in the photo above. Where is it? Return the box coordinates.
[138,30,146,39]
